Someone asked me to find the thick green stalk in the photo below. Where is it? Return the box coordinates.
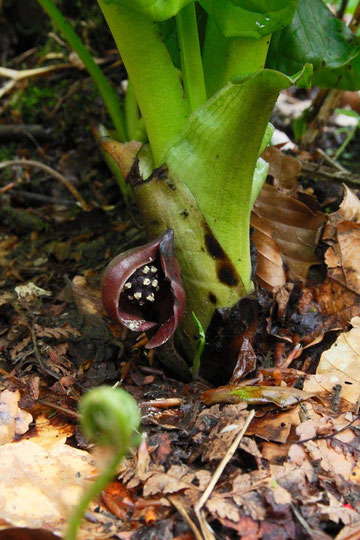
[176,3,207,110]
[97,0,190,165]
[36,0,126,141]
[124,80,140,140]
[221,35,271,85]
[202,16,228,97]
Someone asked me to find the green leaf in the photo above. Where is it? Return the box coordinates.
[198,0,298,38]
[311,54,360,91]
[267,0,360,90]
[102,0,194,21]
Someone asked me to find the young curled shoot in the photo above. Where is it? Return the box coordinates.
[65,387,141,540]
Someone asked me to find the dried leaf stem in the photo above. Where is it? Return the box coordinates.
[0,159,91,211]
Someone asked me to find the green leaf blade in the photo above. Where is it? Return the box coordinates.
[267,0,360,90]
[198,0,298,38]
[102,0,194,20]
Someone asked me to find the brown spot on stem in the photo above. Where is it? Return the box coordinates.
[204,232,226,259]
[203,225,241,288]
[218,263,239,286]
[208,293,217,304]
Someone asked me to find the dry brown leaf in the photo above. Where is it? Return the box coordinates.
[250,212,286,292]
[336,520,360,539]
[0,392,97,536]
[31,414,75,449]
[0,527,59,539]
[246,406,301,443]
[262,146,301,191]
[323,185,360,243]
[325,221,360,295]
[206,497,240,522]
[289,408,360,483]
[314,316,360,404]
[253,183,325,281]
[0,390,32,445]
[199,404,251,462]
[0,439,95,531]
[297,278,360,340]
[35,324,81,340]
[71,276,104,321]
[143,464,210,502]
[316,501,359,526]
[233,490,267,521]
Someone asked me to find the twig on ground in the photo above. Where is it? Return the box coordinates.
[316,147,350,173]
[0,125,48,140]
[194,409,255,538]
[295,415,360,445]
[0,159,91,211]
[168,495,203,540]
[37,398,80,419]
[0,64,73,98]
[298,159,360,187]
[9,189,75,206]
[290,502,315,537]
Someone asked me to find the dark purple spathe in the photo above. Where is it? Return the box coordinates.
[102,229,185,348]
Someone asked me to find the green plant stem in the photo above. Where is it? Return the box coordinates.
[333,124,358,160]
[90,122,133,203]
[97,0,190,165]
[202,16,228,97]
[36,0,126,141]
[65,446,124,540]
[176,3,207,110]
[125,80,140,140]
[192,312,205,379]
[221,35,271,85]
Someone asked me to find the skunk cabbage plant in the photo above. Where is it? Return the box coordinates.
[37,0,360,359]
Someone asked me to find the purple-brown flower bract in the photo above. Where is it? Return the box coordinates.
[102,229,185,348]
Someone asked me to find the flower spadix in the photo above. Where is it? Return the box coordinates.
[102,229,185,348]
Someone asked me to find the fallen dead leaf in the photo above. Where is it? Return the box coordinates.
[71,275,104,321]
[253,183,325,280]
[262,146,301,191]
[250,212,286,292]
[0,391,95,535]
[314,316,360,404]
[246,406,301,443]
[296,278,360,342]
[0,439,95,530]
[196,404,253,462]
[323,185,360,243]
[0,390,32,445]
[0,528,58,539]
[325,221,360,295]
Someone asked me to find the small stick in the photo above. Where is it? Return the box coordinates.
[0,159,91,211]
[195,409,255,513]
[299,159,360,187]
[317,147,349,173]
[168,495,203,540]
[0,125,47,140]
